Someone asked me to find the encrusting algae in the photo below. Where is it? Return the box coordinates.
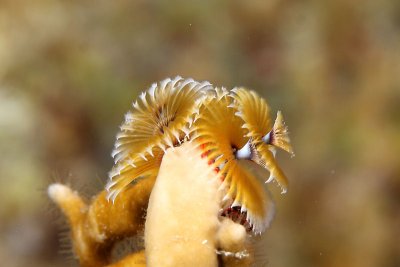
[48,76,293,267]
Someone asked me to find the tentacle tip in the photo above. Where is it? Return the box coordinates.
[139,154,148,161]
[105,179,117,191]
[222,194,231,202]
[106,190,119,203]
[47,183,71,202]
[265,175,274,184]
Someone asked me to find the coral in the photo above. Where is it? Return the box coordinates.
[48,179,152,267]
[48,77,292,266]
[145,142,249,266]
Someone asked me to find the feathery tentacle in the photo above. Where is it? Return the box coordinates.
[107,77,213,200]
[193,88,274,233]
[230,88,293,193]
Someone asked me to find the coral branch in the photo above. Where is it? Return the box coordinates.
[48,77,293,266]
[48,178,154,266]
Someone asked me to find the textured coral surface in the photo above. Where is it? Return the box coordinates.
[48,143,256,266]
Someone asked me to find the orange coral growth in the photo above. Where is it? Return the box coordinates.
[48,77,293,266]
[48,178,153,267]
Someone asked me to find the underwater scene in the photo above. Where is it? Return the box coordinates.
[0,1,399,266]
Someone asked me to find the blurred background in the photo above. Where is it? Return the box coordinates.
[1,0,399,266]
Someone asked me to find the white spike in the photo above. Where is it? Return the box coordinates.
[139,153,148,161]
[107,189,115,202]
[240,205,247,213]
[105,180,117,191]
[159,78,171,91]
[186,117,194,128]
[110,189,121,203]
[231,199,241,207]
[170,76,183,90]
[231,88,239,93]
[266,173,275,183]
[193,106,200,115]
[127,159,136,167]
[111,149,119,159]
[114,153,125,164]
[214,154,223,161]
[132,101,139,109]
[148,83,157,99]
[262,131,271,143]
[188,132,200,141]
[192,115,200,124]
[158,142,167,152]
[180,80,195,91]
[197,82,212,91]
[139,91,147,102]
[217,181,227,192]
[164,137,174,148]
[124,112,134,123]
[146,147,154,157]
[235,141,251,159]
[181,125,191,137]
[108,166,122,178]
[222,194,231,202]
[269,146,277,157]
[172,130,181,143]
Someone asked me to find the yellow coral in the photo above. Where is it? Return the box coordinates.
[48,179,152,267]
[48,77,293,266]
